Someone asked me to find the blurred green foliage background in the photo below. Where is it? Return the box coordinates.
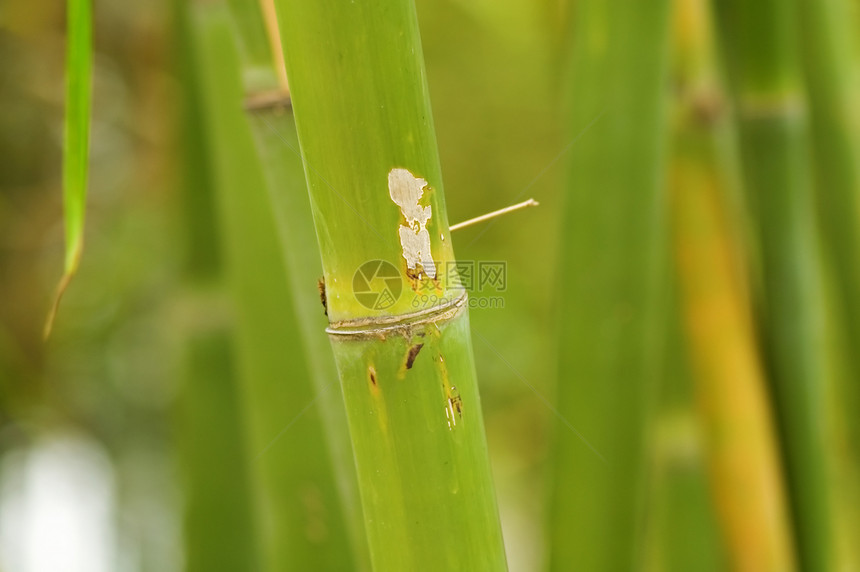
[1,0,859,570]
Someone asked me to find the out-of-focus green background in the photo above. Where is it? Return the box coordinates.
[1,0,859,570]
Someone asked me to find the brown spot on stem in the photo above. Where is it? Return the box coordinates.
[317,277,327,316]
[692,90,724,125]
[445,385,463,430]
[368,365,377,386]
[405,343,424,370]
[406,267,421,291]
[436,353,462,429]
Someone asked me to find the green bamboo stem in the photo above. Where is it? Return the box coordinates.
[223,1,370,567]
[175,5,258,570]
[550,0,671,569]
[272,1,507,568]
[645,273,726,572]
[797,0,860,391]
[244,109,373,571]
[177,331,260,572]
[648,411,726,572]
[669,0,797,569]
[189,4,356,569]
[712,1,835,568]
[797,0,860,563]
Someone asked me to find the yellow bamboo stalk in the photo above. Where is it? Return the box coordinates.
[671,0,796,569]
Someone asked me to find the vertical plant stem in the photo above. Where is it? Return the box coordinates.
[646,287,726,572]
[189,3,356,569]
[177,331,260,572]
[225,0,370,567]
[796,0,860,563]
[712,1,835,568]
[246,109,372,570]
[670,2,797,569]
[550,0,671,569]
[174,4,258,570]
[273,1,507,569]
[797,0,860,388]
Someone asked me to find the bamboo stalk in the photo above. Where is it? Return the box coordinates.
[550,0,672,569]
[188,4,357,569]
[223,1,370,568]
[797,0,860,564]
[644,265,727,572]
[669,0,797,569]
[797,2,860,397]
[647,407,726,572]
[272,1,507,568]
[177,331,260,572]
[175,5,258,570]
[244,107,375,569]
[711,1,836,568]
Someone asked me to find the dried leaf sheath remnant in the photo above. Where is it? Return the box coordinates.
[389,168,437,279]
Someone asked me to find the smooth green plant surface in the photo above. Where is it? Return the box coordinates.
[175,4,259,571]
[62,0,92,276]
[189,4,356,570]
[225,0,370,565]
[713,0,835,568]
[177,332,259,572]
[796,2,860,560]
[668,1,796,568]
[245,103,372,572]
[551,0,672,569]
[48,0,93,335]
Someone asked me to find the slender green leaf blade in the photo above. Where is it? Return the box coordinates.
[46,0,93,336]
[63,0,92,275]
